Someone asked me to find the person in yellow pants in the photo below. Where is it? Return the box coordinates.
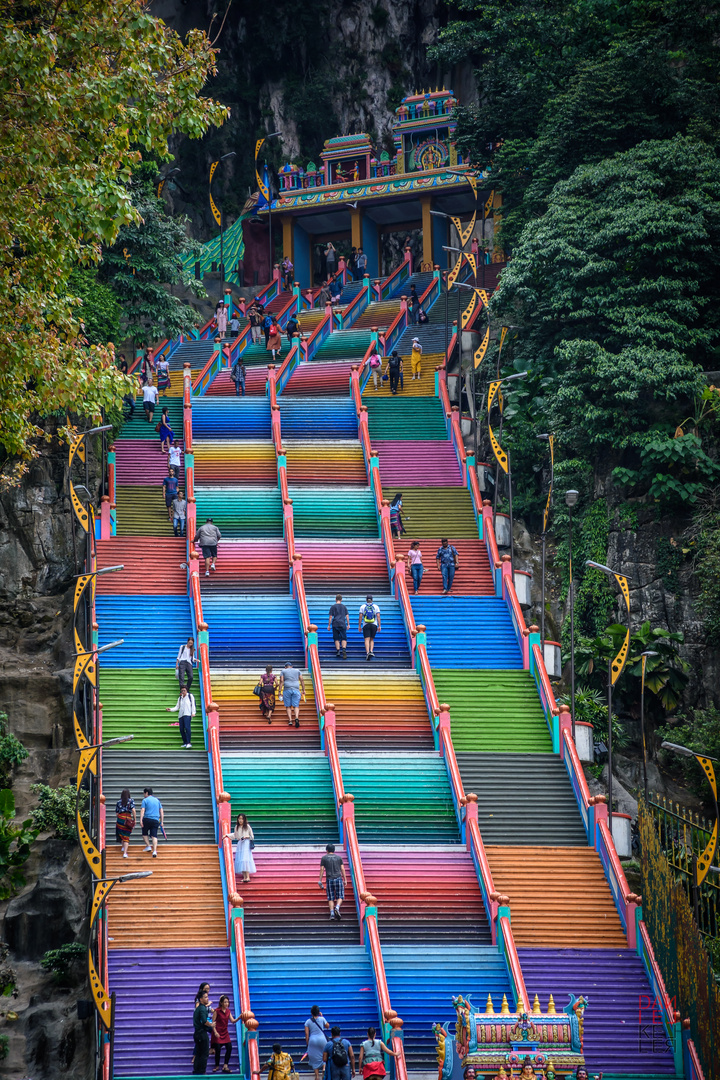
[410,337,423,380]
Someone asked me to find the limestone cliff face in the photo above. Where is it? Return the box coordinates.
[152,0,473,237]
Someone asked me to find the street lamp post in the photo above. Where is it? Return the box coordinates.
[566,490,579,739]
[487,372,528,565]
[661,741,718,928]
[255,132,281,278]
[209,152,236,283]
[537,435,555,647]
[639,650,658,803]
[586,560,632,837]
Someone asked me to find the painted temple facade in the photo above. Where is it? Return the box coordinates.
[256,89,492,288]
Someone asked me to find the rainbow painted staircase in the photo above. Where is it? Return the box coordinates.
[96,272,692,1080]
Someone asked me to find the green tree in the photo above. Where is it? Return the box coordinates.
[67,269,122,347]
[0,0,227,478]
[100,163,202,343]
[30,784,87,842]
[0,714,28,789]
[491,138,718,459]
[575,620,690,712]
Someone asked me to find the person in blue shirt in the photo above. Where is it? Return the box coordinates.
[140,787,164,857]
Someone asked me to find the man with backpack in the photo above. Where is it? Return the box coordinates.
[385,352,403,395]
[285,313,299,343]
[358,595,381,661]
[323,1026,355,1080]
[262,311,274,347]
[248,301,263,344]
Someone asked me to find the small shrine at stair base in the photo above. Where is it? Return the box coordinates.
[251,88,492,288]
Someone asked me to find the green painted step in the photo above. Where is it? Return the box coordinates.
[290,488,379,538]
[195,487,283,537]
[115,484,176,537]
[221,753,338,843]
[382,485,479,538]
[117,398,183,439]
[432,670,553,752]
[338,753,459,843]
[366,397,448,440]
[101,669,205,750]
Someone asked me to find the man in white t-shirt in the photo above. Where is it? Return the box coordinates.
[358,594,381,661]
[168,444,182,470]
[142,378,159,423]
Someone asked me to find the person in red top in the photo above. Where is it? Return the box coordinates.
[211,994,239,1073]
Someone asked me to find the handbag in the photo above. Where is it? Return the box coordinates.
[249,839,255,850]
[253,683,262,696]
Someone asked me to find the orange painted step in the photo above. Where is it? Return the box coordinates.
[485,846,627,948]
[213,671,320,750]
[106,845,227,948]
[96,537,188,595]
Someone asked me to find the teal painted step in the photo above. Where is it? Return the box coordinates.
[194,486,283,536]
[313,328,372,362]
[365,397,448,440]
[290,487,379,538]
[221,752,338,842]
[338,752,458,842]
[117,398,183,440]
[432,669,553,752]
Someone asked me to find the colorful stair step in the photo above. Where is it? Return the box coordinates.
[193,439,278,484]
[410,597,523,668]
[100,669,205,750]
[394,538,495,596]
[115,483,180,537]
[306,594,410,667]
[284,360,355,396]
[114,439,186,485]
[96,596,192,666]
[290,488,379,538]
[485,846,628,947]
[199,539,289,594]
[95,537,188,596]
[192,398,272,439]
[382,485,479,537]
[102,751,215,843]
[284,440,367,485]
[194,487,283,537]
[213,669,319,750]
[319,669,434,750]
[202,594,306,667]
[431,670,553,752]
[280,397,358,438]
[338,752,458,842]
[296,540,389,595]
[373,439,462,486]
[206,366,270,396]
[115,398,183,440]
[366,397,448,441]
[221,752,338,843]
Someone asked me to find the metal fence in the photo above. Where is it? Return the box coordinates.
[648,793,720,939]
[639,805,720,1080]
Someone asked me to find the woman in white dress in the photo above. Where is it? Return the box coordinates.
[234,813,256,883]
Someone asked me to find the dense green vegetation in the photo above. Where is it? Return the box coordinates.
[434,0,720,650]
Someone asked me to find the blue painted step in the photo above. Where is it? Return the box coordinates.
[247,944,380,1060]
[203,594,305,666]
[280,397,358,438]
[383,945,511,1069]
[96,596,192,667]
[410,597,523,668]
[193,398,272,438]
[306,594,410,667]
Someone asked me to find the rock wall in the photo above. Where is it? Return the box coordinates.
[0,441,95,1079]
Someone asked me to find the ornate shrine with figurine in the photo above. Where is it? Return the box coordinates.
[434,991,589,1078]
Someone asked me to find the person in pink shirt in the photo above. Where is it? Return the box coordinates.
[407,541,424,593]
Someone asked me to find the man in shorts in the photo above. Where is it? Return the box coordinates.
[358,594,381,661]
[279,661,305,728]
[140,786,164,857]
[327,593,349,659]
[318,842,347,920]
[142,377,158,423]
[194,517,222,577]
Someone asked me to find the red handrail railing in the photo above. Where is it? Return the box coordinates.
[380,300,407,357]
[233,915,261,1077]
[562,729,592,809]
[192,347,220,394]
[304,311,332,360]
[274,343,298,389]
[531,642,559,716]
[598,818,635,904]
[380,254,411,301]
[498,914,530,1011]
[364,912,410,1080]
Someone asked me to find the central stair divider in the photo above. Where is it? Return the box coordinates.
[183,368,261,1080]
[349,373,531,1014]
[266,371,410,1080]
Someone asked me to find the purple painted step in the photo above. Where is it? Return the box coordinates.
[517,948,676,1074]
[373,440,462,486]
[115,440,186,485]
[109,948,234,1076]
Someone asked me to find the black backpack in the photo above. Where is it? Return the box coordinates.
[331,1040,348,1068]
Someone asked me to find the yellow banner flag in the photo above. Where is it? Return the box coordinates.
[474,326,490,368]
[447,254,463,290]
[461,292,477,329]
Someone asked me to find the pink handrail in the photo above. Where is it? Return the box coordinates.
[380,255,410,300]
[380,303,406,357]
[505,578,528,639]
[468,462,482,511]
[341,280,370,327]
[498,914,530,1011]
[440,727,465,809]
[350,366,362,415]
[305,311,332,356]
[638,921,676,1021]
[562,729,592,809]
[233,916,261,1078]
[395,572,417,637]
[192,348,220,394]
[531,643,559,715]
[365,914,410,1080]
[274,343,298,388]
[325,724,346,802]
[220,818,237,897]
[416,639,440,716]
[598,818,636,904]
[208,725,225,818]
